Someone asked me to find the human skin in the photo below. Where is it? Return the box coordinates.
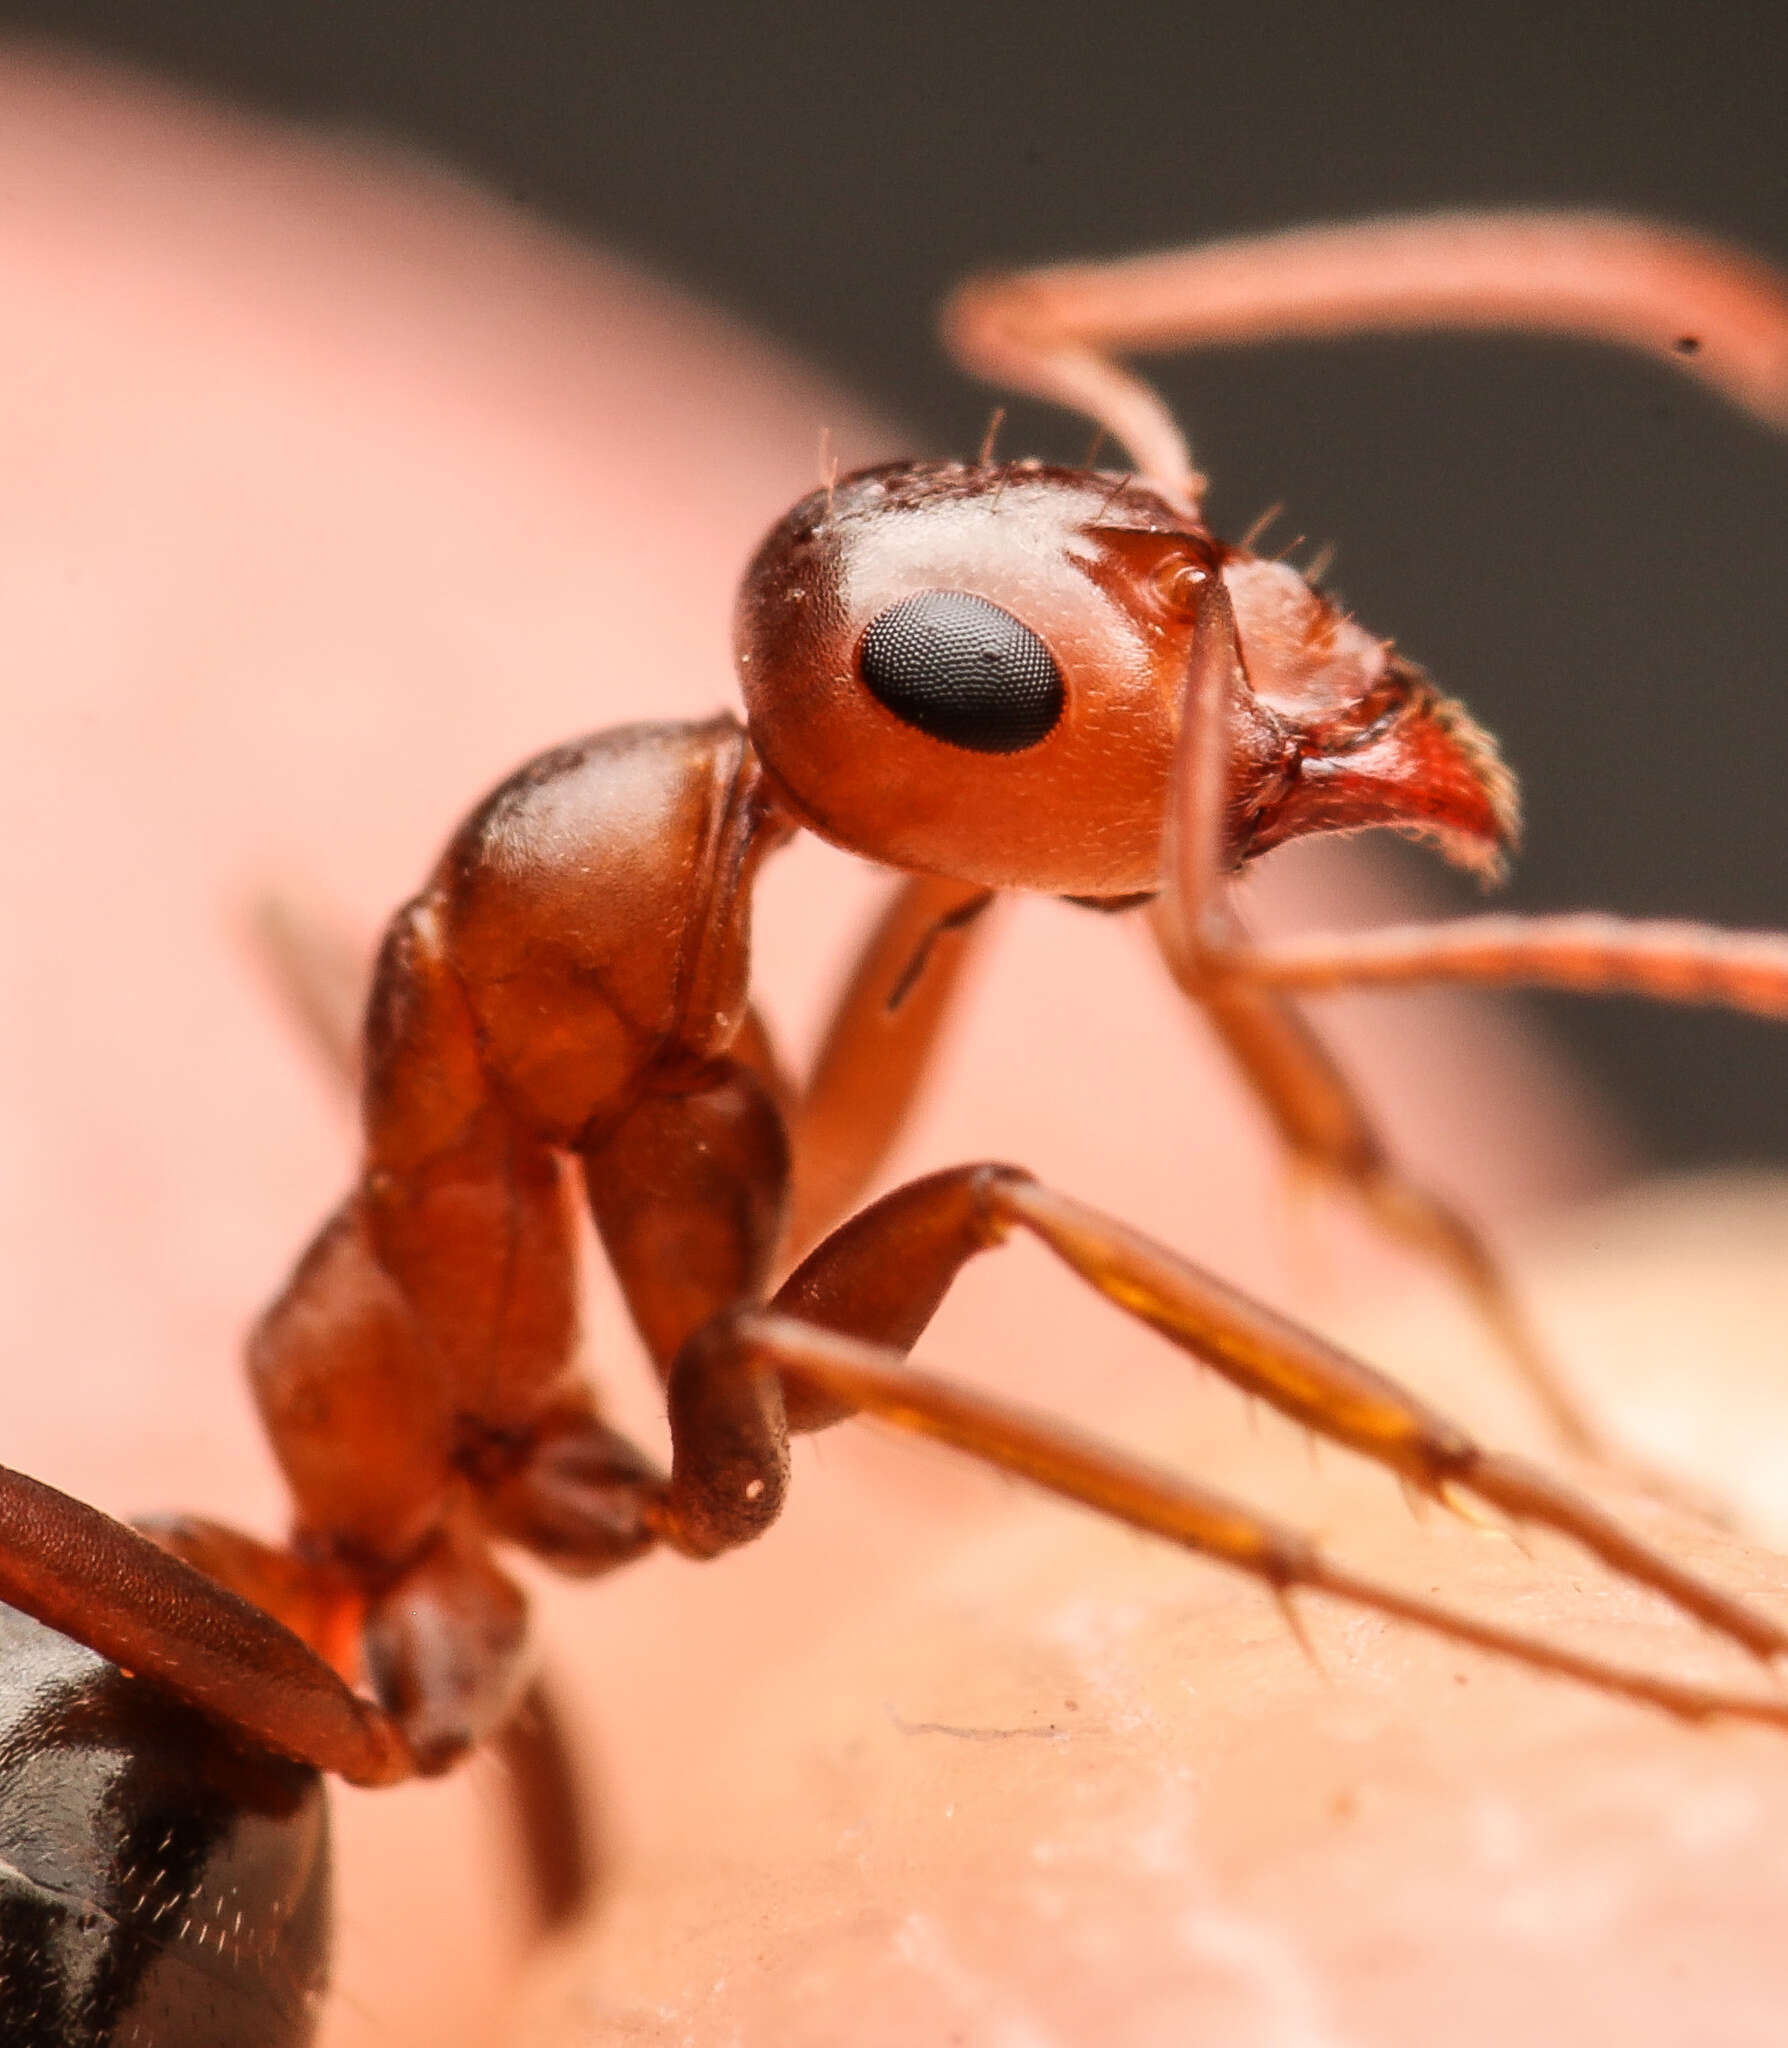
[3,45,1787,2048]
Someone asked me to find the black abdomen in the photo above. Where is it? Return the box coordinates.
[0,1603,330,2047]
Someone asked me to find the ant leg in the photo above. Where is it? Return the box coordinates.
[1160,922,1603,1454]
[492,1673,599,1938]
[1198,913,1788,1019]
[480,1402,666,1574]
[359,1516,531,1777]
[942,211,1788,501]
[648,1163,1788,1676]
[1160,912,1788,1458]
[152,1483,622,1928]
[1157,927,1788,1451]
[643,1296,1788,1731]
[582,1055,793,1378]
[750,1315,1788,1729]
[139,1511,363,1671]
[1151,575,1625,1456]
[0,1463,411,1783]
[785,872,993,1257]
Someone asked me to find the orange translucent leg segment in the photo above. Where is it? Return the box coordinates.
[987,1173,1788,1662]
[943,211,1788,501]
[1162,900,1788,1455]
[0,1463,412,1784]
[651,1161,1788,1675]
[1226,914,1788,1017]
[1180,908,1788,1458]
[1174,949,1604,1455]
[493,1675,600,1938]
[1169,916,1788,1445]
[785,871,992,1258]
[1150,577,1604,1450]
[737,1312,1788,1732]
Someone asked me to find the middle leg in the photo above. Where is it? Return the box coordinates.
[1148,565,1743,1462]
[1163,930,1594,1452]
[648,1162,1788,1680]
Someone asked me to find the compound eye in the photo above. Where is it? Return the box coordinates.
[858,590,1064,754]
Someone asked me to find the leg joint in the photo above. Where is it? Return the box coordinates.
[966,1160,1039,1246]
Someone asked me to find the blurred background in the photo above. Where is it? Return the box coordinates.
[2,0,1785,1166]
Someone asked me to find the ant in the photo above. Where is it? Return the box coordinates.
[6,210,1788,2045]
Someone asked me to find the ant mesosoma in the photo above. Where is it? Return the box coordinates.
[6,211,1788,2045]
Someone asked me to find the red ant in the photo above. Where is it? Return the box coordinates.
[5,210,1788,2044]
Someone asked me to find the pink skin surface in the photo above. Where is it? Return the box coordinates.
[6,45,1788,2048]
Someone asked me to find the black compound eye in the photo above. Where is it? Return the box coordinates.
[858,590,1064,754]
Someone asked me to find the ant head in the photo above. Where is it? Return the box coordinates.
[737,461,1515,895]
[737,460,1220,895]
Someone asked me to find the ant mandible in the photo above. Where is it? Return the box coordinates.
[6,210,1788,2039]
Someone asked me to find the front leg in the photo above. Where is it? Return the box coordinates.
[1145,573,1599,1449]
[1160,914,1597,1452]
[640,1162,1788,1727]
[1157,895,1788,1458]
[1207,912,1788,1017]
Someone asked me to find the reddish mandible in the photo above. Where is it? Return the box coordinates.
[8,211,1788,1844]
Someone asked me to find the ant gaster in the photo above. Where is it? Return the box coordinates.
[6,211,1788,2044]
